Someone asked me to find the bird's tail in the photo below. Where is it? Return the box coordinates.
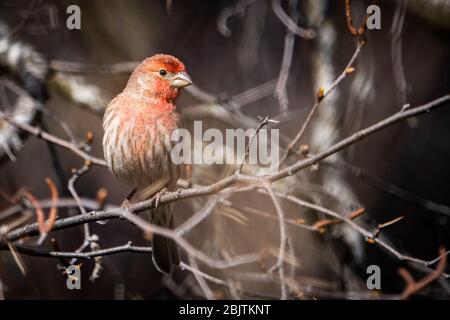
[149,204,180,274]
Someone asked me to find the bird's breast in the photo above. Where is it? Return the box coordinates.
[103,98,181,191]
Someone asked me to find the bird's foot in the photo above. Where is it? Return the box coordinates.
[152,188,168,208]
[121,198,132,211]
[121,188,137,213]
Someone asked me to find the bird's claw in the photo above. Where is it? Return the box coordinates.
[121,198,132,211]
[120,188,137,213]
[152,188,168,208]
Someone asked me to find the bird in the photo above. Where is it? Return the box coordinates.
[102,54,192,273]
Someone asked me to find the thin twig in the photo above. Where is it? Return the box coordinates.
[312,207,365,233]
[237,116,276,173]
[67,162,96,264]
[278,41,363,166]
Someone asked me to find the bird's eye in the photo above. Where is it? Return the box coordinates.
[159,69,167,76]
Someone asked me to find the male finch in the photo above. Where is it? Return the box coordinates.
[102,54,192,273]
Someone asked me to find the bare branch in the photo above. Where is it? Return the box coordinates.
[0,113,107,166]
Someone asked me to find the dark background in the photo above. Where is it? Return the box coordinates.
[0,0,449,299]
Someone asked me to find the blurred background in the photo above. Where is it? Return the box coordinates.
[0,0,449,299]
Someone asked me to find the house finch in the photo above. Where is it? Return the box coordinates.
[102,54,192,273]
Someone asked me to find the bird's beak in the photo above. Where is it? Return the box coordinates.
[171,71,192,88]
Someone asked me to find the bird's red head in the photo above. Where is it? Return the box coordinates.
[127,54,192,102]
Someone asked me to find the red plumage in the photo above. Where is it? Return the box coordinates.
[102,54,192,273]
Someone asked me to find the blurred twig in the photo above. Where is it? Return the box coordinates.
[271,0,315,39]
[49,60,138,74]
[399,246,447,299]
[391,0,409,106]
[274,0,298,113]
[263,181,287,299]
[217,0,258,37]
[0,113,107,166]
[21,178,58,245]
